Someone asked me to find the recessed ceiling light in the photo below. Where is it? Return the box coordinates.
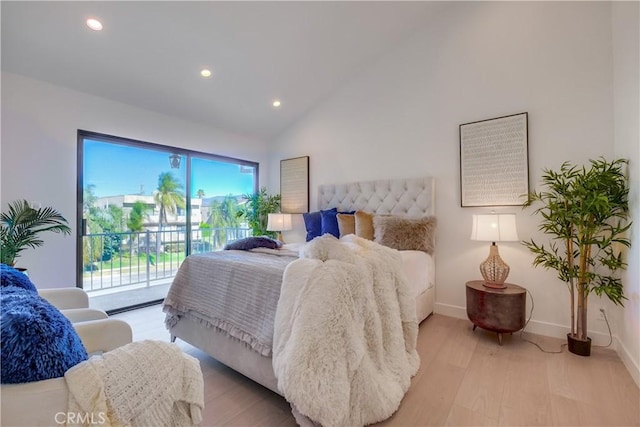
[200,69,212,78]
[86,18,103,31]
[272,100,281,108]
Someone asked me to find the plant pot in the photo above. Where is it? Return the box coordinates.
[567,333,591,357]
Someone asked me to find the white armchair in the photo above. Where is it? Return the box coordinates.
[35,287,133,354]
[38,287,109,323]
[38,287,90,310]
[2,318,133,426]
[1,288,134,427]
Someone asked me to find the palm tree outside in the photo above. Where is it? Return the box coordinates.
[127,200,150,255]
[153,172,185,256]
[154,172,186,228]
[204,194,243,248]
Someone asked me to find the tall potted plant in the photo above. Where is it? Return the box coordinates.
[237,187,281,238]
[0,200,72,267]
[523,158,632,356]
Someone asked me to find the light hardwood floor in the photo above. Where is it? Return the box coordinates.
[113,305,640,427]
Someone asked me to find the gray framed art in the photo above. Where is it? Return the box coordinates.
[459,112,529,207]
[280,156,309,213]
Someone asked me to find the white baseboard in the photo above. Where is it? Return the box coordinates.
[615,336,640,388]
[433,302,639,387]
[434,302,466,319]
[523,318,615,346]
[433,303,611,346]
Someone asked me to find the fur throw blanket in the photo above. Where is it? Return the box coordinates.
[273,234,420,427]
[65,340,204,427]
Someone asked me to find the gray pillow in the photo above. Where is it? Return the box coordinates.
[373,215,437,254]
[224,236,283,251]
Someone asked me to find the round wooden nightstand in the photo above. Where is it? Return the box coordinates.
[465,280,526,345]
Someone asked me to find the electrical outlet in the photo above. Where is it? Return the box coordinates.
[598,307,607,321]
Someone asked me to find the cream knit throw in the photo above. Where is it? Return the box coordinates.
[273,234,420,427]
[64,340,204,427]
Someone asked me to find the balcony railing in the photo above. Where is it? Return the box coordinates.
[82,227,250,292]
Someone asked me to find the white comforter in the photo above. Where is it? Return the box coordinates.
[273,234,420,427]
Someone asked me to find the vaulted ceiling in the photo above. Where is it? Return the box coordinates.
[2,1,445,140]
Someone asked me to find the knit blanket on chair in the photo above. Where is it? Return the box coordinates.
[273,234,420,427]
[65,340,204,427]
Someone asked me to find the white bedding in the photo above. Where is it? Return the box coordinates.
[400,250,434,296]
[274,235,419,426]
[288,243,434,295]
[285,243,435,322]
[291,243,434,314]
[165,243,433,359]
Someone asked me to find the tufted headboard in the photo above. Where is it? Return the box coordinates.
[317,177,435,216]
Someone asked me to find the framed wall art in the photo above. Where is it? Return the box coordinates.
[280,156,309,213]
[459,112,529,207]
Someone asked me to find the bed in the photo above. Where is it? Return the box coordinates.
[163,176,436,397]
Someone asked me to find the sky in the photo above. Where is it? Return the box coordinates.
[84,140,256,199]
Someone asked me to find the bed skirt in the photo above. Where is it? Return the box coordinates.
[169,314,281,395]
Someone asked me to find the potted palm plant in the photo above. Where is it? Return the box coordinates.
[1,200,72,267]
[237,187,281,238]
[523,158,632,356]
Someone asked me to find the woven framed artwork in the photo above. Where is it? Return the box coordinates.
[280,156,309,213]
[460,112,529,207]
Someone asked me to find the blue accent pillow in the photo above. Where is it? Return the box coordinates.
[1,286,88,384]
[1,264,37,293]
[320,209,356,238]
[224,236,283,251]
[320,209,340,238]
[303,208,336,242]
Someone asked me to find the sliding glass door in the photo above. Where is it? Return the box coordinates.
[190,158,256,253]
[78,131,257,312]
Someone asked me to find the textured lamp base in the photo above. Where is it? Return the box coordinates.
[480,243,509,289]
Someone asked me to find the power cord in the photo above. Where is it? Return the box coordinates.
[518,289,614,352]
[593,307,613,348]
[519,289,565,353]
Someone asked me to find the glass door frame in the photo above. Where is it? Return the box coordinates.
[76,129,259,292]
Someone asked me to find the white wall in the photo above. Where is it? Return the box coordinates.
[1,72,271,288]
[2,0,636,382]
[269,1,628,350]
[612,2,640,386]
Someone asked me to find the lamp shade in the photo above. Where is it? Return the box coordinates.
[470,214,519,242]
[267,213,293,232]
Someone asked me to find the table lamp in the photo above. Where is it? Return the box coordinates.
[470,213,519,289]
[267,213,293,243]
